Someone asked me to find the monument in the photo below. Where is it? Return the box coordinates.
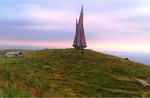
[73,6,87,49]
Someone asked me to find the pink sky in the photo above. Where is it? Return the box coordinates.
[0,0,150,53]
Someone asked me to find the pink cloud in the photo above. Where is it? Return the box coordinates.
[88,40,150,53]
[0,40,72,48]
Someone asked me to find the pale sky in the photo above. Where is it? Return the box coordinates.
[0,0,150,53]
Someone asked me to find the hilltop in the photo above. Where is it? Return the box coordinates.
[0,49,150,97]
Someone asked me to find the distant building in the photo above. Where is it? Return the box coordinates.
[5,52,22,57]
[73,6,87,49]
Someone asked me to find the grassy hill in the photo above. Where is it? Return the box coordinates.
[0,49,150,97]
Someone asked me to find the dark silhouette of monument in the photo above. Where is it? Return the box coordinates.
[73,6,87,49]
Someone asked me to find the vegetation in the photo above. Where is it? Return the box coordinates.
[0,49,150,97]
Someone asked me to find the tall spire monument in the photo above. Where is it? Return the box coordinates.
[73,6,87,49]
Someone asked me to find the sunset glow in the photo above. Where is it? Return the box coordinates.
[0,0,150,53]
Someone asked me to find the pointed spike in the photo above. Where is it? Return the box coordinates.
[76,18,78,24]
[73,6,86,49]
[79,6,83,24]
[81,5,83,12]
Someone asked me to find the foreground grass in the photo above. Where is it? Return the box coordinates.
[0,49,150,97]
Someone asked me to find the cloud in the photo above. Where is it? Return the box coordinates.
[7,4,76,31]
[88,40,150,53]
[0,40,72,49]
[0,0,150,53]
[0,28,74,41]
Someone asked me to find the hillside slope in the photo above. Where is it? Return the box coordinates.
[0,49,150,97]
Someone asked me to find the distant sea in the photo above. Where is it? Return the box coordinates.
[103,51,150,66]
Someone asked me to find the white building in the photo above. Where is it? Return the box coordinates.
[5,52,22,57]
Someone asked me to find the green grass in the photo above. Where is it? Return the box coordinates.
[0,49,150,97]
